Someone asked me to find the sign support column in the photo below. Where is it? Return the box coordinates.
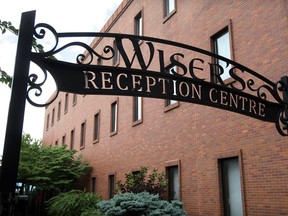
[0,11,35,215]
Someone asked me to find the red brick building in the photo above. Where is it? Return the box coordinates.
[42,0,288,215]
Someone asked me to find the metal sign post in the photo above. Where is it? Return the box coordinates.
[0,11,35,214]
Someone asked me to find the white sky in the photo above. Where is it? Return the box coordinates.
[0,0,123,155]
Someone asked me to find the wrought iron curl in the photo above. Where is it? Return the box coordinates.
[27,62,59,107]
[246,78,282,103]
[276,107,288,136]
[275,79,287,104]
[75,44,115,65]
[33,23,59,55]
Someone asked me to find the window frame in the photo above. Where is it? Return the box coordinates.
[80,121,86,149]
[132,96,143,126]
[97,57,102,66]
[91,176,97,194]
[57,101,61,120]
[211,25,234,84]
[51,108,55,126]
[165,161,181,201]
[135,11,143,36]
[64,93,69,114]
[93,111,100,143]
[110,99,118,136]
[164,65,179,112]
[72,94,77,106]
[112,40,119,66]
[108,174,115,199]
[70,128,75,150]
[62,134,66,145]
[163,0,177,22]
[216,150,246,216]
[46,113,50,131]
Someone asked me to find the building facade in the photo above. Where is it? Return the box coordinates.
[42,0,288,215]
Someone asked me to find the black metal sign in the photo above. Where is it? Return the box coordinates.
[1,11,287,202]
[29,23,288,135]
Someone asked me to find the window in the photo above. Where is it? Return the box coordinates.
[164,0,176,18]
[80,121,86,148]
[111,101,118,135]
[108,174,115,199]
[62,134,66,145]
[64,93,69,113]
[97,57,102,66]
[73,94,77,106]
[57,101,61,120]
[55,140,58,146]
[51,108,55,126]
[165,66,178,108]
[46,114,50,131]
[212,28,232,82]
[93,112,100,142]
[70,129,75,150]
[133,97,142,123]
[167,165,179,201]
[91,177,96,193]
[132,170,140,176]
[112,40,119,65]
[135,12,143,36]
[220,157,243,216]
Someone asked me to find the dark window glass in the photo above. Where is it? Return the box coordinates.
[70,129,75,149]
[64,93,69,113]
[51,108,55,126]
[57,101,61,119]
[93,113,100,141]
[46,114,50,131]
[113,40,119,65]
[62,135,66,145]
[167,165,179,201]
[92,177,96,193]
[109,175,115,199]
[80,122,86,148]
[73,94,77,105]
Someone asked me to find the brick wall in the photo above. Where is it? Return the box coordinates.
[43,0,288,215]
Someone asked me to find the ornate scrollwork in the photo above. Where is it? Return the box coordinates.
[30,23,116,106]
[246,78,284,104]
[75,44,115,64]
[27,63,59,107]
[33,23,115,65]
[276,108,288,136]
[275,78,288,136]
[34,23,59,55]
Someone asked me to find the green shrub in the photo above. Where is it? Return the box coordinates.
[46,190,102,216]
[97,192,187,216]
[116,167,168,198]
[80,208,102,216]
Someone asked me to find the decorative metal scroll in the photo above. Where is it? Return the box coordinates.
[28,23,288,136]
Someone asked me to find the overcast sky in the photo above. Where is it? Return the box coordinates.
[0,0,123,155]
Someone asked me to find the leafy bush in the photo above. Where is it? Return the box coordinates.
[97,192,187,216]
[80,208,102,216]
[116,167,168,198]
[46,190,102,216]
